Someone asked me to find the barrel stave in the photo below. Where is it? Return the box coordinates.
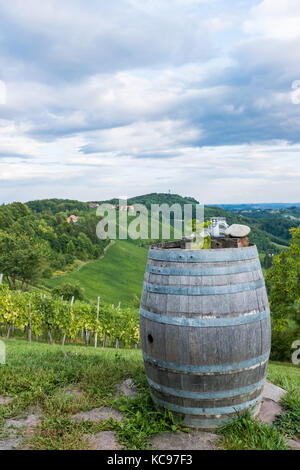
[144,361,268,392]
[149,385,264,409]
[141,290,269,317]
[141,319,270,366]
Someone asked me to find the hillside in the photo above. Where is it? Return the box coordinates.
[1,193,298,304]
[0,201,108,278]
[25,193,297,252]
[44,240,148,305]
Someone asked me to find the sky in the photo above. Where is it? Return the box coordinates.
[0,0,300,204]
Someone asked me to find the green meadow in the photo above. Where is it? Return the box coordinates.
[44,241,148,306]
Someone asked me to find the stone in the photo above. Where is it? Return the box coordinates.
[0,437,23,450]
[225,224,251,238]
[0,396,13,405]
[287,439,300,451]
[116,378,138,398]
[263,381,287,403]
[6,413,40,430]
[150,430,220,451]
[71,407,123,423]
[65,386,84,399]
[258,399,283,425]
[87,431,124,450]
[1,409,41,450]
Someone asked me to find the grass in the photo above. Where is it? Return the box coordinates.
[0,338,183,450]
[44,240,148,305]
[217,413,288,450]
[268,362,300,440]
[0,339,299,450]
[217,361,300,450]
[112,372,186,450]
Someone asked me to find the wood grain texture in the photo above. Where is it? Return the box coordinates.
[140,244,271,429]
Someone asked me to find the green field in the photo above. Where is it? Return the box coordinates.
[0,339,299,450]
[44,241,148,305]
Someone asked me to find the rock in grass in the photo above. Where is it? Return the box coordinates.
[263,381,287,403]
[0,396,13,405]
[150,430,220,450]
[225,224,251,238]
[115,378,138,398]
[87,431,124,450]
[71,407,123,423]
[6,408,41,430]
[258,399,283,425]
[0,437,23,451]
[287,439,300,450]
[258,381,287,425]
[65,385,84,399]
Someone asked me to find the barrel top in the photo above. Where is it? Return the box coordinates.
[150,243,255,251]
[148,244,259,262]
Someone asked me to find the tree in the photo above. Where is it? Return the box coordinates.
[263,251,274,269]
[66,240,76,255]
[0,231,46,290]
[266,227,300,327]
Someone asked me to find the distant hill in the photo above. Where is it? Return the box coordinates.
[26,198,92,214]
[24,193,297,252]
[211,203,300,211]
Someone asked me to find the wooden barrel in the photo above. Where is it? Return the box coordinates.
[140,244,271,429]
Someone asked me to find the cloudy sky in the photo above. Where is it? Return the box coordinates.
[0,0,300,204]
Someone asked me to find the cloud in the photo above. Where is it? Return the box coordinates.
[0,152,30,160]
[244,0,300,40]
[0,0,215,82]
[0,81,6,105]
[0,0,300,203]
[78,120,203,158]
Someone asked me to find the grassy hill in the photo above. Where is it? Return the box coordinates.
[44,240,148,306]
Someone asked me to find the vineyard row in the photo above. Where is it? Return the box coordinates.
[0,286,140,348]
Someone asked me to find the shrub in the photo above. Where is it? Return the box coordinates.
[52,283,85,301]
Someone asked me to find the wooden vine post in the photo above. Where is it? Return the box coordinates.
[94,296,100,348]
[115,301,120,348]
[62,296,74,346]
[28,302,32,343]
